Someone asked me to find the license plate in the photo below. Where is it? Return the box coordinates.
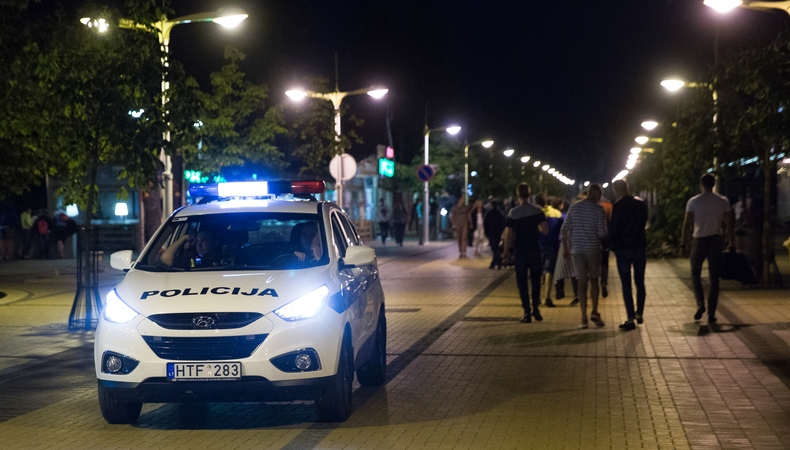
[166,362,241,381]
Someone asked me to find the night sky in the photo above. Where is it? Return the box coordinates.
[78,1,790,183]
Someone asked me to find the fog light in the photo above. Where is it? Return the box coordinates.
[295,353,312,370]
[106,355,123,373]
[101,351,139,375]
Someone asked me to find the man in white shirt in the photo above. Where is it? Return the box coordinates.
[680,173,736,324]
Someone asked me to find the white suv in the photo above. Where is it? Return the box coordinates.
[96,181,386,423]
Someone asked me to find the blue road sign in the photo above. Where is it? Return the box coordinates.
[417,164,435,182]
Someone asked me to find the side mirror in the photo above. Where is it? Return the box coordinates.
[340,245,375,269]
[110,250,134,271]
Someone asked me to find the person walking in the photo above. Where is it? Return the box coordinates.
[484,200,506,269]
[598,194,613,298]
[610,180,649,331]
[449,197,471,259]
[471,199,487,256]
[561,184,608,329]
[502,183,548,323]
[535,194,563,307]
[391,194,408,246]
[18,207,34,259]
[680,173,736,324]
[376,198,391,246]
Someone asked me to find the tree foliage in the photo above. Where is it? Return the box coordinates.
[177,47,287,179]
[282,77,364,179]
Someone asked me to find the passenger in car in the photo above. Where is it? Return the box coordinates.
[292,222,323,264]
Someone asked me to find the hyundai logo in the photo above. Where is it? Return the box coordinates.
[192,315,216,329]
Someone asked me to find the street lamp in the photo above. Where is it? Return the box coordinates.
[81,9,248,221]
[704,0,790,14]
[641,121,659,130]
[422,124,461,245]
[463,139,494,205]
[286,86,387,208]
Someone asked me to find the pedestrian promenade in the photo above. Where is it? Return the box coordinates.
[0,241,788,449]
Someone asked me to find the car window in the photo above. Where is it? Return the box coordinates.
[337,212,360,246]
[137,212,328,271]
[331,213,348,258]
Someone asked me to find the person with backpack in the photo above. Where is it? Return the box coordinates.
[32,209,51,259]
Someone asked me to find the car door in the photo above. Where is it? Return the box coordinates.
[329,211,368,355]
[335,211,378,345]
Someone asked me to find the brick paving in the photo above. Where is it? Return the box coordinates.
[0,240,788,449]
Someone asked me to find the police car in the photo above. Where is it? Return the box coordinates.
[96,180,386,423]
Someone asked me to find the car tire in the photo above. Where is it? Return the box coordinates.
[315,332,353,422]
[357,309,386,386]
[98,383,142,424]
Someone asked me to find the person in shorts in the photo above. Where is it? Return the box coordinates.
[561,184,608,329]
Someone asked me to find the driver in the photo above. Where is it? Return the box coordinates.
[294,222,323,264]
[161,228,222,268]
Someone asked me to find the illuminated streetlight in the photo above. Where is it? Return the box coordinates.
[705,0,790,16]
[641,121,659,130]
[520,156,530,163]
[422,124,461,244]
[81,9,248,220]
[286,85,388,208]
[631,147,642,154]
[533,160,541,167]
[542,164,550,171]
[635,136,649,145]
[503,149,515,157]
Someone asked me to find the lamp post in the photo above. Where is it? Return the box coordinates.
[81,10,248,221]
[662,78,721,172]
[422,125,461,244]
[463,139,494,205]
[286,86,387,209]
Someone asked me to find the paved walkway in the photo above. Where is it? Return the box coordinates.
[0,240,788,449]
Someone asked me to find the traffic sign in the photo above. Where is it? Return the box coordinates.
[329,154,357,181]
[417,164,435,182]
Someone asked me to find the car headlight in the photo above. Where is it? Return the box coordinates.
[274,285,330,321]
[103,290,139,324]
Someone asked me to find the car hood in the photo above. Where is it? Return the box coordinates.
[114,266,333,316]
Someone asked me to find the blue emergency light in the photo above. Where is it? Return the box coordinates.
[189,180,325,200]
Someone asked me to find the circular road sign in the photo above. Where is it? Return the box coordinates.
[417,164,436,182]
[329,154,357,181]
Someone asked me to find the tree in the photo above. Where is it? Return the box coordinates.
[281,77,364,179]
[175,47,287,181]
[0,1,166,218]
[724,31,790,285]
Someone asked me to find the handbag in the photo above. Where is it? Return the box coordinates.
[720,250,757,285]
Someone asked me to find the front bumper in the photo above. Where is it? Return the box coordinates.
[98,375,335,403]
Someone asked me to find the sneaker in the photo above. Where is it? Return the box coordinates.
[590,313,605,327]
[619,321,636,331]
[570,298,579,306]
[601,285,608,298]
[532,309,543,322]
[519,315,532,323]
[694,306,706,321]
[635,314,643,324]
[577,321,589,329]
[545,298,556,308]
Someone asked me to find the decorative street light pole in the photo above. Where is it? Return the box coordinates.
[463,139,494,205]
[286,85,387,209]
[422,125,461,244]
[81,10,248,221]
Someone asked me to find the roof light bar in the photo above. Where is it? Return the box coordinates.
[188,180,326,199]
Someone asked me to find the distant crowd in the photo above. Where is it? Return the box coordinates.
[0,207,78,261]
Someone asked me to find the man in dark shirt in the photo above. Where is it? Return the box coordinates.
[503,183,548,323]
[610,180,649,330]
[483,200,506,269]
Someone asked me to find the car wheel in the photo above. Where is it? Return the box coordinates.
[357,309,386,386]
[98,383,142,424]
[315,332,353,422]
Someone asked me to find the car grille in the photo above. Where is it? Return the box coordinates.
[142,334,268,360]
[147,312,263,330]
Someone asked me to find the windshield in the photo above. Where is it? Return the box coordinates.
[136,212,328,271]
